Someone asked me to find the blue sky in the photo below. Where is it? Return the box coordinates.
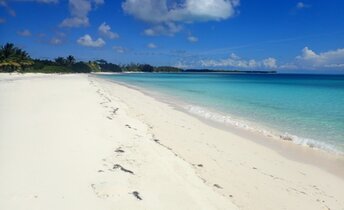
[1,0,344,72]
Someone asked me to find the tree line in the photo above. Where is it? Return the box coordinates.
[0,43,182,73]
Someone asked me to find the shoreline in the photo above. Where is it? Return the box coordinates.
[94,75,344,179]
[1,73,343,210]
[95,73,344,155]
[94,75,344,210]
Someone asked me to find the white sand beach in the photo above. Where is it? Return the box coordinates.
[0,73,343,210]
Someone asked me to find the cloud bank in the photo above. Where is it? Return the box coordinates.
[200,53,277,69]
[176,46,344,71]
[282,47,344,70]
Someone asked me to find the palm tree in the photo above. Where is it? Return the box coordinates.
[1,43,15,58]
[0,43,33,72]
[66,55,76,66]
[54,57,66,66]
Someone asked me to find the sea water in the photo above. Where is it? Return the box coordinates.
[98,73,344,154]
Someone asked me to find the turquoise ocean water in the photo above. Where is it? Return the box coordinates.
[98,73,344,154]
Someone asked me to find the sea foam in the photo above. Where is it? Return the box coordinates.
[185,105,343,155]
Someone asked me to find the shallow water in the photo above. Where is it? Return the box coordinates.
[98,73,344,154]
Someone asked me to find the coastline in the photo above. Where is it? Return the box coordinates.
[1,73,343,210]
[0,73,238,210]
[93,75,344,209]
[94,75,344,178]
[96,74,344,156]
[95,73,344,156]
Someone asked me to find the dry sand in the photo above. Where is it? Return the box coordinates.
[0,73,343,210]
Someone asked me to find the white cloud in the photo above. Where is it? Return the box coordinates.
[98,22,119,39]
[296,2,310,9]
[262,57,278,68]
[122,0,240,35]
[122,0,239,23]
[291,47,344,69]
[175,47,344,71]
[60,0,104,27]
[177,0,240,21]
[147,43,157,48]
[113,46,126,53]
[77,34,105,47]
[17,29,31,36]
[187,35,198,43]
[174,60,192,69]
[200,53,277,69]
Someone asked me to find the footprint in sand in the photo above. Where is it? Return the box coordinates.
[115,147,125,153]
[113,164,134,174]
[131,191,142,200]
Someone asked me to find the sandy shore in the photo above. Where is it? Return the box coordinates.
[0,74,343,210]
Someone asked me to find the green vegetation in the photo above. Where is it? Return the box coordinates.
[0,43,182,73]
[0,43,276,74]
[31,58,93,73]
[0,43,34,72]
[154,66,182,72]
